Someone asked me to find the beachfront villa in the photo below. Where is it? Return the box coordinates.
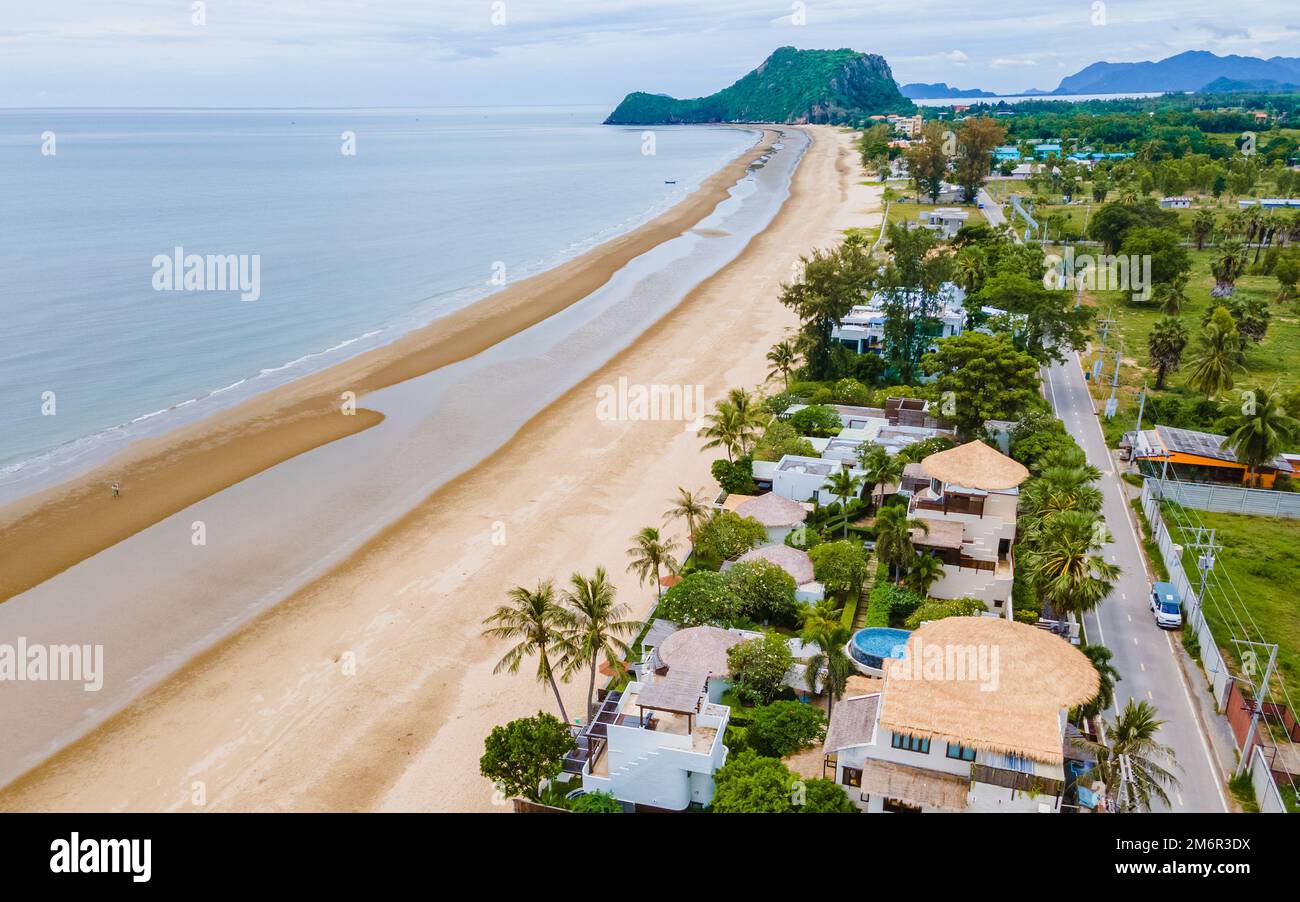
[755,454,867,505]
[905,440,1029,611]
[725,543,824,602]
[720,491,809,544]
[823,617,1099,813]
[829,285,1009,357]
[916,207,969,238]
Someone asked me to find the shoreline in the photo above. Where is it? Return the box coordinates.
[0,125,773,605]
[0,125,880,811]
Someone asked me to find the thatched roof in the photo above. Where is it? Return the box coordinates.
[735,492,808,528]
[824,694,882,752]
[920,440,1029,491]
[860,759,970,811]
[656,626,743,677]
[736,544,815,585]
[879,617,1099,765]
[643,618,679,650]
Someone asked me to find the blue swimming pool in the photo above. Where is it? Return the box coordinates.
[849,627,912,670]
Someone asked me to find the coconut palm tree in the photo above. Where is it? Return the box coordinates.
[1078,644,1122,720]
[664,486,710,549]
[1018,465,1104,547]
[1185,307,1245,399]
[563,568,641,721]
[904,552,946,597]
[1152,274,1188,315]
[802,618,855,721]
[824,468,866,537]
[698,401,748,462]
[1081,700,1181,812]
[766,340,800,391]
[858,444,905,511]
[1210,239,1248,297]
[625,527,680,602]
[1019,510,1121,616]
[1215,385,1300,487]
[482,581,576,724]
[1191,208,1216,251]
[1147,316,1189,390]
[874,504,928,584]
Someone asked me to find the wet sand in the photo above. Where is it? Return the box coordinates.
[0,125,880,811]
[0,128,773,605]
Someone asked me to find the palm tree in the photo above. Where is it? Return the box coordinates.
[904,552,946,596]
[858,444,905,510]
[1147,316,1189,390]
[1191,208,1216,251]
[563,568,641,721]
[1215,385,1300,487]
[625,527,680,601]
[802,618,855,720]
[874,504,928,584]
[1081,700,1181,812]
[1152,274,1188,315]
[955,245,988,294]
[698,401,748,462]
[482,581,576,724]
[1078,644,1121,720]
[1210,239,1247,297]
[766,340,800,391]
[1020,510,1121,616]
[664,486,709,549]
[1018,465,1104,546]
[824,468,866,537]
[1185,308,1245,399]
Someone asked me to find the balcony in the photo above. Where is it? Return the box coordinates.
[911,493,985,518]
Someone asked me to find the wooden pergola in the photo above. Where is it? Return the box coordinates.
[636,669,709,732]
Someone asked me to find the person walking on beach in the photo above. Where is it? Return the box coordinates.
[111,482,120,499]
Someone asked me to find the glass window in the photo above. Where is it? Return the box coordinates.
[842,766,862,788]
[946,742,977,762]
[891,732,931,754]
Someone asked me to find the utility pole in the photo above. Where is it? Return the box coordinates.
[1093,310,1114,382]
[1234,639,1280,778]
[1104,341,1122,419]
[1129,382,1148,472]
[1187,527,1220,601]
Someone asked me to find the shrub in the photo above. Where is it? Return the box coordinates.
[753,420,818,462]
[832,378,871,406]
[745,701,828,758]
[727,632,795,706]
[797,779,857,813]
[479,713,577,803]
[809,540,871,596]
[712,457,757,495]
[903,597,986,629]
[787,404,842,437]
[726,560,800,627]
[710,750,798,813]
[694,510,767,565]
[570,791,623,813]
[657,571,741,626]
[864,583,924,628]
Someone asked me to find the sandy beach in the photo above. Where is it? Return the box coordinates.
[0,124,880,812]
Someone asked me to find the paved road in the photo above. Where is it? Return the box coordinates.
[1043,355,1229,812]
[976,188,1006,229]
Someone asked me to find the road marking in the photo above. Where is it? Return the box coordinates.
[1127,614,1132,622]
[1140,662,1146,672]
[1148,691,1154,700]
[1121,592,1126,600]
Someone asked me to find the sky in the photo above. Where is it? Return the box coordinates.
[1,0,1296,108]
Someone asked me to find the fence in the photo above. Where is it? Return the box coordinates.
[1140,479,1289,813]
[1148,478,1300,520]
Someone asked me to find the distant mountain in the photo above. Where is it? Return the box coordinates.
[900,82,997,99]
[604,47,914,125]
[1054,50,1300,95]
[1201,76,1300,94]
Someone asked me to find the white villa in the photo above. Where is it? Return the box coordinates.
[916,206,969,237]
[823,617,1100,813]
[726,543,824,603]
[830,283,969,356]
[722,492,809,545]
[905,440,1029,611]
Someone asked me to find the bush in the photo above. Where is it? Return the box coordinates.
[710,750,799,813]
[712,457,757,495]
[479,713,577,803]
[694,510,767,566]
[864,583,925,628]
[657,571,741,626]
[745,701,828,758]
[753,420,818,462]
[797,779,857,813]
[727,632,795,706]
[832,378,871,406]
[787,404,842,437]
[809,540,871,596]
[726,560,800,627]
[903,597,986,629]
[569,791,624,813]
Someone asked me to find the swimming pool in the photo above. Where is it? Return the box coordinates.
[849,627,912,671]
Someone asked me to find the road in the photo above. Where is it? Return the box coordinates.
[1043,355,1229,812]
[976,188,1006,229]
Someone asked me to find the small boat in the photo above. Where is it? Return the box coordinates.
[664,179,677,184]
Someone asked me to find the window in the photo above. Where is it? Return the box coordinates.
[842,766,862,788]
[891,732,930,754]
[883,797,923,814]
[946,742,977,762]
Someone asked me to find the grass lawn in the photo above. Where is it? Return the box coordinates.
[1169,506,1300,709]
[1072,248,1299,447]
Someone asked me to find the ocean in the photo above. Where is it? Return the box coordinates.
[0,106,757,501]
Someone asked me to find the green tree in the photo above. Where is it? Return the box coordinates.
[710,750,798,813]
[954,116,1007,202]
[563,568,640,722]
[1274,251,1300,303]
[905,120,950,202]
[1185,306,1245,399]
[778,242,876,380]
[482,582,576,724]
[874,504,928,584]
[824,469,866,536]
[479,713,576,803]
[1215,386,1300,487]
[857,444,905,510]
[694,510,767,564]
[745,700,827,758]
[766,339,801,390]
[972,271,1092,363]
[808,539,871,597]
[1152,274,1188,315]
[1020,510,1121,617]
[878,223,956,382]
[1146,316,1189,391]
[569,791,623,813]
[922,333,1043,438]
[727,632,794,706]
[726,559,800,626]
[1119,227,1191,287]
[626,527,680,603]
[1081,700,1181,813]
[656,571,741,626]
[904,552,946,597]
[1210,238,1248,297]
[1078,644,1121,721]
[1191,208,1216,250]
[802,617,855,720]
[797,779,857,813]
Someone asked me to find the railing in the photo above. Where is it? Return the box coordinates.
[971,763,1064,798]
[912,494,985,517]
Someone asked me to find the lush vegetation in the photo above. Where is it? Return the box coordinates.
[479,713,576,803]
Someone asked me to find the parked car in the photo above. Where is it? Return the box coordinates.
[1150,581,1182,629]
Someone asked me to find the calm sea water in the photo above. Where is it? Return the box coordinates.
[0,107,756,499]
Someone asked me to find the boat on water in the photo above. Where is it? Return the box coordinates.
[664,179,677,184]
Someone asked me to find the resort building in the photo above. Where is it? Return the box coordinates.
[728,492,808,545]
[916,206,969,237]
[725,543,824,602]
[1132,424,1294,488]
[760,454,867,505]
[905,440,1029,610]
[1032,142,1063,158]
[823,617,1099,813]
[993,145,1021,163]
[829,283,970,355]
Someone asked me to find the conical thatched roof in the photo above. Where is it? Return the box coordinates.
[736,544,815,585]
[657,626,744,677]
[879,617,1100,764]
[920,440,1029,491]
[735,492,808,528]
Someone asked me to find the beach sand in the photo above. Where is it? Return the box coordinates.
[0,125,880,812]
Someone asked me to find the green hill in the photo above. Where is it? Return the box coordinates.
[604,47,914,125]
